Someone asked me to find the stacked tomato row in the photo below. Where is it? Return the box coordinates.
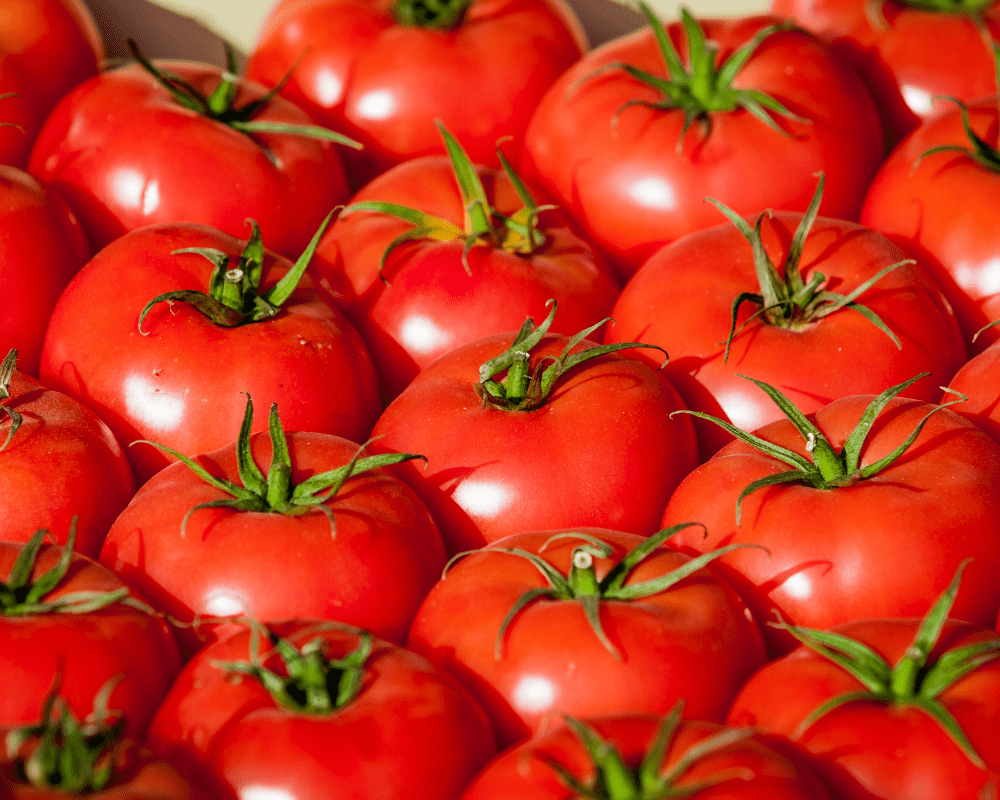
[3,0,1000,796]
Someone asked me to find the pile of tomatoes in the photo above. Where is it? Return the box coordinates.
[3,0,1000,796]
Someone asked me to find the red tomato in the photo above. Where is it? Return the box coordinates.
[860,96,1000,351]
[315,150,620,400]
[0,0,102,168]
[100,401,447,655]
[28,60,350,258]
[245,0,586,187]
[521,12,884,278]
[0,167,90,377]
[607,205,965,458]
[39,222,380,486]
[0,352,135,557]
[0,532,181,742]
[147,621,497,800]
[370,321,699,554]
[947,342,1000,445]
[461,714,834,800]
[662,390,1000,654]
[770,0,1000,145]
[408,528,767,747]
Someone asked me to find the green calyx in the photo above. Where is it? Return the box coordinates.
[583,4,806,150]
[133,394,425,537]
[548,705,757,799]
[392,0,471,29]
[211,621,370,715]
[1,520,132,617]
[674,374,967,525]
[126,39,362,154]
[917,41,1000,173]
[712,174,907,362]
[474,300,667,412]
[0,348,23,451]
[138,212,334,333]
[775,561,1000,768]
[338,121,553,278]
[6,678,125,793]
[445,523,762,661]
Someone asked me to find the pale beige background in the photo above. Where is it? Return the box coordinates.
[83,0,771,65]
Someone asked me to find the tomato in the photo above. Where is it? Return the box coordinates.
[662,387,1000,655]
[0,529,181,742]
[0,350,135,557]
[0,0,102,168]
[244,0,586,187]
[0,167,90,377]
[100,397,447,656]
[408,527,767,747]
[314,127,621,400]
[769,0,1000,145]
[39,222,380,486]
[521,10,884,278]
[460,713,834,799]
[28,59,351,259]
[860,95,1000,352]
[147,620,497,800]
[606,193,966,458]
[946,341,1000,445]
[370,308,699,554]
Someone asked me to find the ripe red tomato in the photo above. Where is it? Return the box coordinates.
[860,95,1000,351]
[100,399,447,655]
[946,342,1000,444]
[28,60,350,258]
[39,222,380,486]
[408,528,767,747]
[245,0,586,187]
[521,11,884,278]
[147,620,497,800]
[770,0,1000,145]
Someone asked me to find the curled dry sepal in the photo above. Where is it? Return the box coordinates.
[137,211,334,332]
[473,300,667,412]
[0,348,21,451]
[573,3,807,149]
[773,561,1000,768]
[5,678,125,793]
[547,704,757,799]
[210,620,371,715]
[710,173,908,361]
[673,373,967,524]
[445,523,765,661]
[132,394,426,537]
[338,121,554,277]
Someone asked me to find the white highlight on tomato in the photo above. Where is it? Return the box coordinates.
[780,571,813,600]
[715,386,773,434]
[399,314,453,356]
[123,373,185,432]
[901,84,935,116]
[355,89,395,121]
[141,179,160,216]
[109,167,145,210]
[512,675,557,713]
[628,175,677,211]
[203,590,249,618]
[314,70,343,107]
[452,479,513,519]
[954,257,1000,298]
[242,787,296,800]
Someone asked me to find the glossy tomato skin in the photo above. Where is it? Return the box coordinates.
[461,715,834,800]
[662,395,1000,655]
[521,17,884,278]
[0,166,90,376]
[0,543,181,741]
[28,62,350,258]
[860,99,1000,352]
[408,529,767,747]
[370,333,699,554]
[0,369,135,557]
[39,223,381,486]
[606,212,966,458]
[728,619,1000,800]
[100,430,447,656]
[147,621,497,800]
[770,0,1000,146]
[947,343,1000,445]
[315,155,621,399]
[245,0,586,187]
[0,0,102,168]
